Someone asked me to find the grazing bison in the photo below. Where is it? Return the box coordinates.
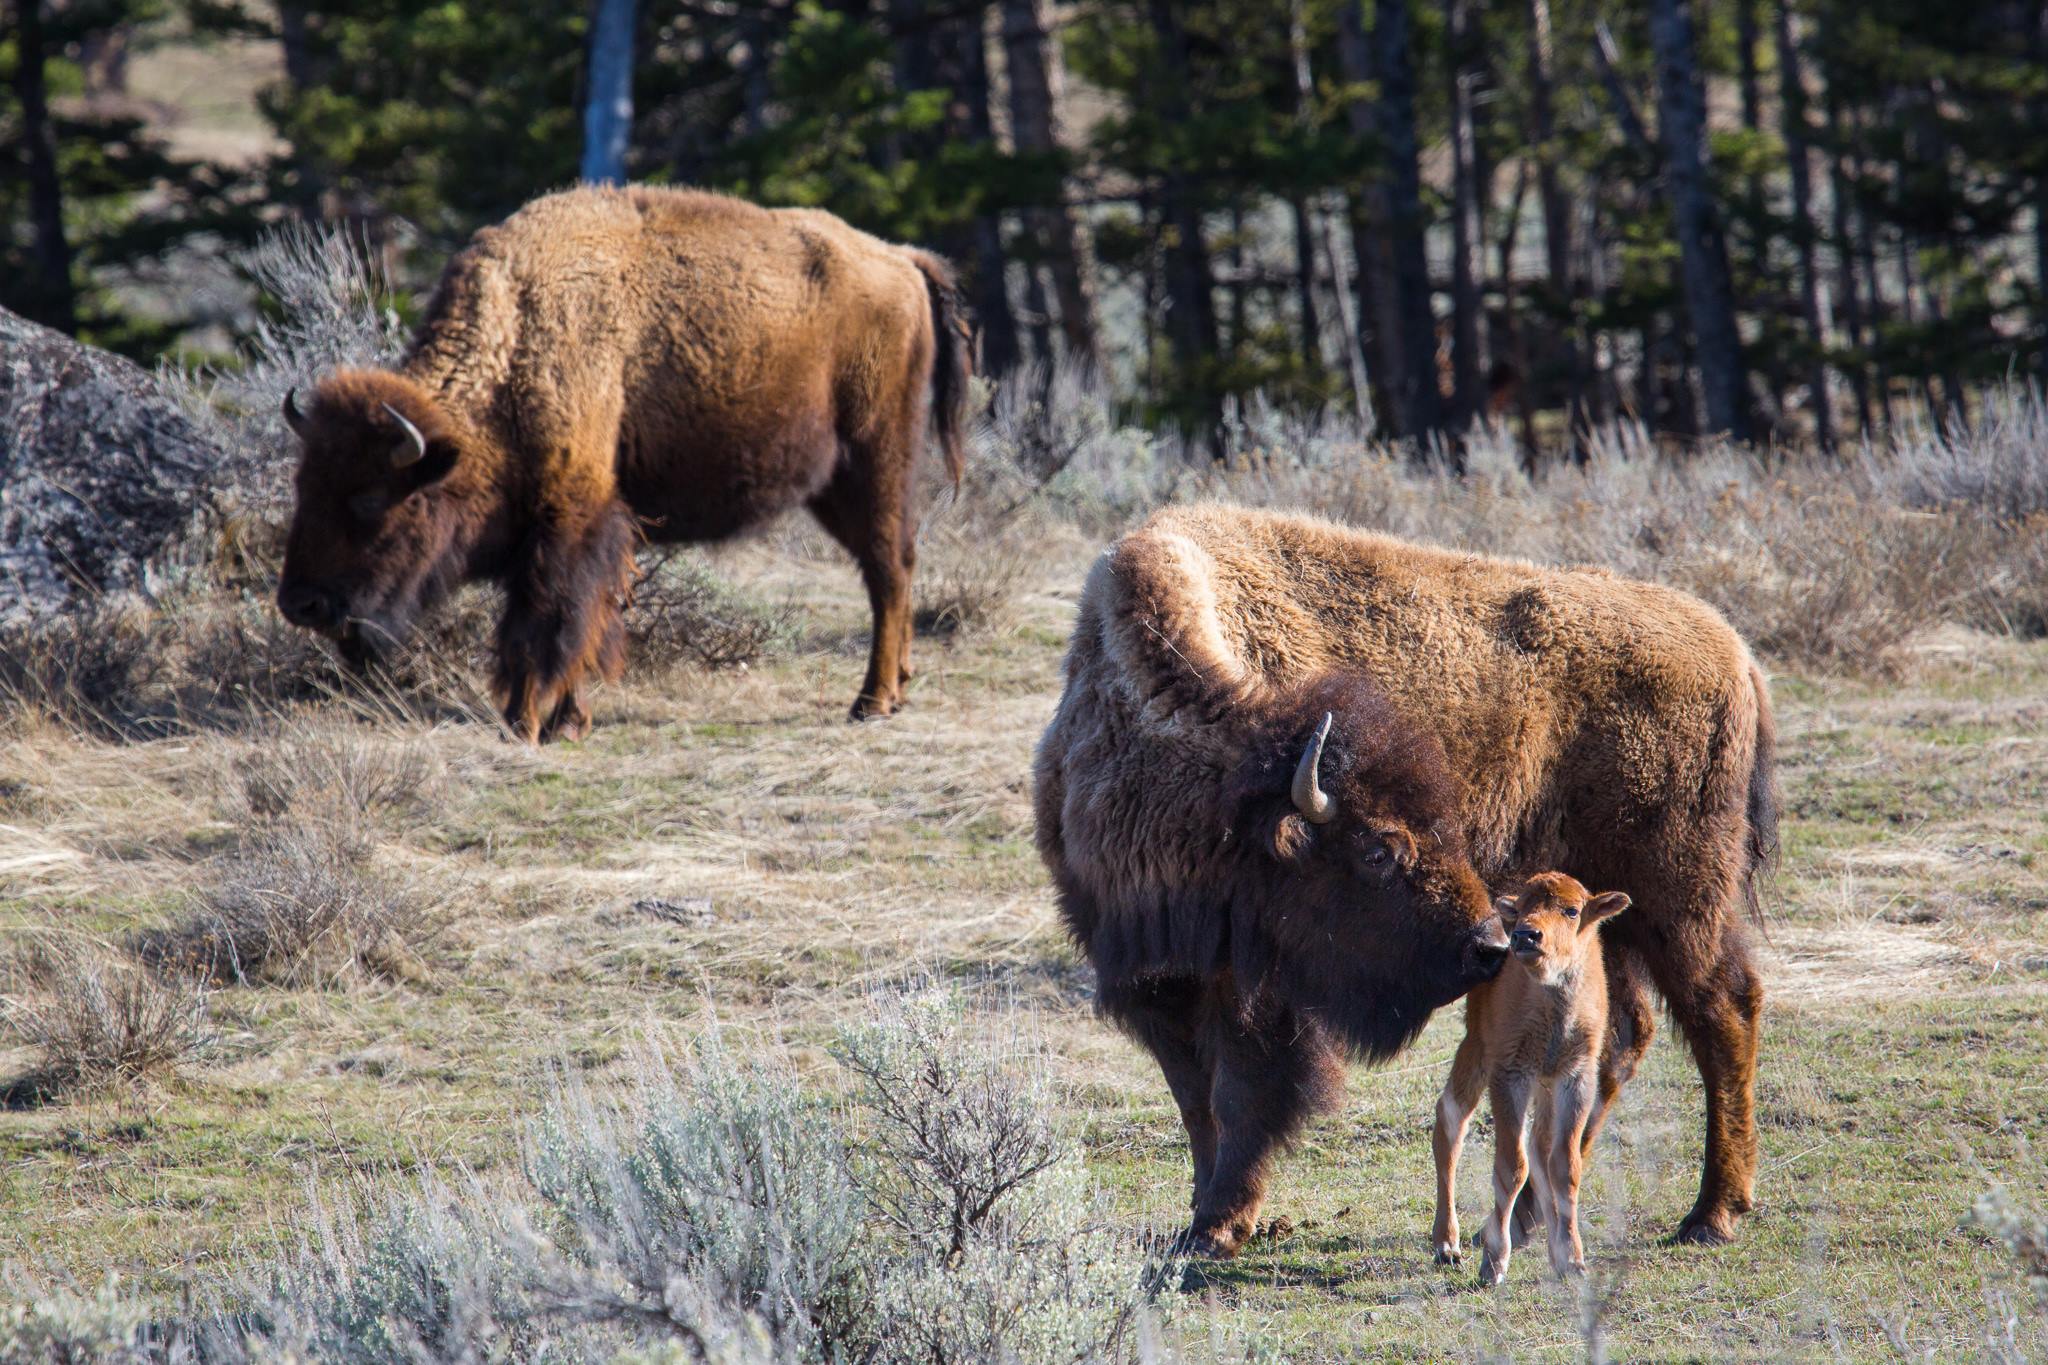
[277,185,970,741]
[1034,504,1776,1255]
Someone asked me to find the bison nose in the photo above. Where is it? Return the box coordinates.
[278,581,340,631]
[1467,922,1510,977]
[1509,926,1543,953]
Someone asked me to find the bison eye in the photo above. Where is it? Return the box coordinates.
[348,492,386,524]
[1363,844,1391,868]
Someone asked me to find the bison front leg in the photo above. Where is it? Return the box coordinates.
[494,503,634,744]
[1183,1002,1342,1259]
[1431,1031,1488,1265]
[1478,1074,1533,1287]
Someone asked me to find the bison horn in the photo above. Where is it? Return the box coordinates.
[1291,711,1337,825]
[282,387,308,436]
[382,402,428,467]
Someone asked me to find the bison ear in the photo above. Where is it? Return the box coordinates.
[398,437,460,494]
[1492,892,1520,923]
[1267,811,1316,865]
[1583,891,1631,926]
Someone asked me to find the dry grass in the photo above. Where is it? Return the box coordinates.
[0,936,213,1102]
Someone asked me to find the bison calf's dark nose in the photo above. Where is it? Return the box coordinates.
[278,582,340,631]
[1509,926,1543,952]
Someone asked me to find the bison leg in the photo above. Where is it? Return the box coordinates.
[1431,1028,1488,1265]
[807,473,911,720]
[1478,1073,1533,1286]
[495,502,634,744]
[1583,941,1657,1158]
[1642,920,1763,1246]
[1118,981,1220,1214]
[1184,999,1342,1259]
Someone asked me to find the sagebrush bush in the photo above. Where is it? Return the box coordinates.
[68,987,1201,1363]
[0,1273,168,1364]
[139,824,419,988]
[627,552,795,671]
[0,938,213,1098]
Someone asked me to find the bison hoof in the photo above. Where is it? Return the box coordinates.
[1673,1209,1738,1247]
[1477,1250,1508,1287]
[848,696,898,722]
[1173,1226,1242,1261]
[1433,1243,1463,1267]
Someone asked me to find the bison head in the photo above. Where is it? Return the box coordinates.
[276,371,474,666]
[1230,681,1509,1059]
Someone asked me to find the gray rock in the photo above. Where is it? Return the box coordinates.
[1,306,221,624]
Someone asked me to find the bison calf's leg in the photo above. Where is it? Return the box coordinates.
[1431,1030,1487,1265]
[1479,1075,1532,1286]
[1584,944,1656,1158]
[1541,1071,1595,1278]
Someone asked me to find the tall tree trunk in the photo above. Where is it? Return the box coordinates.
[1444,0,1484,429]
[1000,0,1098,366]
[1650,0,1751,440]
[1823,76,1873,437]
[11,0,75,333]
[901,2,1019,375]
[580,0,636,184]
[1344,0,1444,444]
[1525,0,1585,440]
[1147,0,1221,446]
[1287,1,1324,376]
[276,3,330,218]
[1337,10,1406,428]
[1774,0,1834,452]
[1291,198,1324,372]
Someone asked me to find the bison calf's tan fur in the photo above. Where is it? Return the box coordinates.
[1432,872,1635,1284]
[276,186,970,741]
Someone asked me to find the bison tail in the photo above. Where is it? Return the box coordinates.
[912,249,971,489]
[1742,659,1780,925]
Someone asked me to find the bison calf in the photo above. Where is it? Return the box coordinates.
[1431,872,1637,1284]
[276,186,970,741]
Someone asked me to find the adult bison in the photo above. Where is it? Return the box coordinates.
[276,186,969,741]
[1034,504,1776,1255]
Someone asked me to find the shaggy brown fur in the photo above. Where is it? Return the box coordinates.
[277,186,971,741]
[1034,504,1777,1254]
[1431,872,1634,1284]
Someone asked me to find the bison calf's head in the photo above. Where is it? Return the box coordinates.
[1240,691,1509,1059]
[1496,872,1630,985]
[277,372,472,665]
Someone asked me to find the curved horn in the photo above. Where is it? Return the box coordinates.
[381,402,428,468]
[1291,711,1337,825]
[282,387,308,436]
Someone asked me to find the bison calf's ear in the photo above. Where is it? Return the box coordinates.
[1583,891,1632,926]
